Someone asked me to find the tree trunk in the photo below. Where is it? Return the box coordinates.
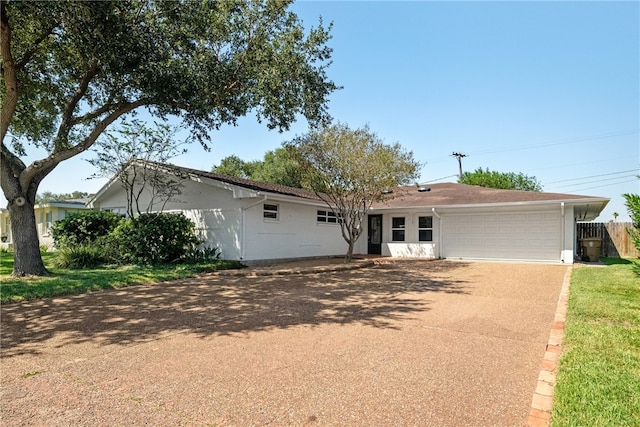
[344,240,354,263]
[8,200,49,276]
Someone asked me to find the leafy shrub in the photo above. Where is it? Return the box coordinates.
[52,210,123,247]
[52,243,110,269]
[110,213,200,264]
[182,246,221,264]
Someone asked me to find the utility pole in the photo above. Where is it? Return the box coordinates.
[451,152,467,179]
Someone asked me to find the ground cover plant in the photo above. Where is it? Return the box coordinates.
[0,251,243,304]
[552,258,640,426]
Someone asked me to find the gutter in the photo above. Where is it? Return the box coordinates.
[240,194,268,260]
[432,207,442,259]
[561,202,565,263]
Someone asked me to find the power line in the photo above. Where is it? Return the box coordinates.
[531,155,632,172]
[424,174,458,183]
[547,174,638,189]
[468,129,639,157]
[425,130,638,169]
[555,178,639,193]
[545,169,639,185]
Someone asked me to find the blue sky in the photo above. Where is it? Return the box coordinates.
[7,0,639,221]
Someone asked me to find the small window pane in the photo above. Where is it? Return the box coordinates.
[419,230,433,242]
[419,216,433,229]
[392,230,405,241]
[392,217,405,229]
[264,204,278,220]
[317,209,342,225]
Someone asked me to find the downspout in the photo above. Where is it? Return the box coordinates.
[561,202,565,263]
[432,208,442,259]
[240,194,267,260]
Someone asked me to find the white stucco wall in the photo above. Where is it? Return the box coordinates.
[241,199,351,262]
[375,211,440,259]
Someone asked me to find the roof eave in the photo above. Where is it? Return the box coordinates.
[370,197,611,212]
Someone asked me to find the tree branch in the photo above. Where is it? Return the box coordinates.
[0,0,18,145]
[14,22,58,70]
[54,59,101,151]
[20,99,147,192]
[72,92,116,125]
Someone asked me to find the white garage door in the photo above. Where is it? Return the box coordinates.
[442,212,561,261]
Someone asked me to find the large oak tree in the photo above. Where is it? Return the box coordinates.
[0,0,338,275]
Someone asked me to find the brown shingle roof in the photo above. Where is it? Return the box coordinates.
[147,161,607,210]
[157,161,322,201]
[371,182,606,209]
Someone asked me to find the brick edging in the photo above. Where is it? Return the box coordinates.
[526,267,572,426]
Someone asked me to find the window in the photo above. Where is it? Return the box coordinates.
[391,217,405,241]
[45,211,53,233]
[263,203,279,220]
[418,216,433,242]
[106,207,127,216]
[317,210,343,224]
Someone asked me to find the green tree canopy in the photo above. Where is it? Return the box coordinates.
[292,122,420,262]
[1,0,338,276]
[212,155,259,180]
[459,167,543,191]
[35,191,93,205]
[212,146,304,188]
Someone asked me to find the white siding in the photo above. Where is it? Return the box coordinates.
[178,208,242,260]
[242,201,348,262]
[377,212,439,259]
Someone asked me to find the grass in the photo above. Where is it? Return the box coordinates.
[551,257,640,426]
[0,251,244,304]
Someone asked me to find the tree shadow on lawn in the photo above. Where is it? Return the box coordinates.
[1,260,472,357]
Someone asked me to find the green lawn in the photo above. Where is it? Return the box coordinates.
[552,258,640,426]
[0,251,243,304]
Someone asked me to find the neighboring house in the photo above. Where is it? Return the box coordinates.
[0,199,90,249]
[88,161,609,264]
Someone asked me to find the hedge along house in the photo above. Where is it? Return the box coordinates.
[88,161,609,264]
[0,199,90,250]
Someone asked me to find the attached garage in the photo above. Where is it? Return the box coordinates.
[369,182,610,264]
[441,211,561,261]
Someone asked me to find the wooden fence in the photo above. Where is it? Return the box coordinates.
[576,222,639,259]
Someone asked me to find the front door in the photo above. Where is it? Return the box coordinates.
[368,214,383,254]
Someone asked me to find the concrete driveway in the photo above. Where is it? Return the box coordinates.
[1,260,567,426]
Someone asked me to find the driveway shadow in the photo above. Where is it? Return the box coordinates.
[1,261,471,357]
